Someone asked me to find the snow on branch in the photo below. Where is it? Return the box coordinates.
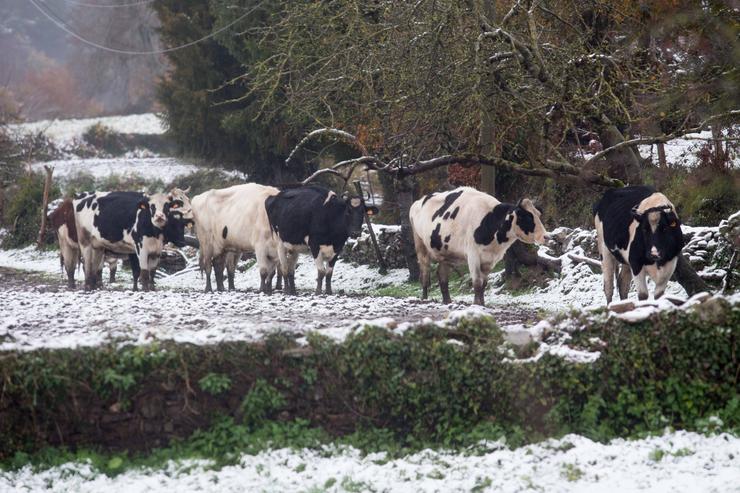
[286,128,368,165]
[584,110,740,166]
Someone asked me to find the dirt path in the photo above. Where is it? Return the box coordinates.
[0,267,539,352]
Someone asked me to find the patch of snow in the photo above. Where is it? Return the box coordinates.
[29,157,245,188]
[8,113,165,146]
[1,431,737,492]
[638,127,739,169]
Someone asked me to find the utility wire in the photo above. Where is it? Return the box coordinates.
[52,0,156,8]
[28,0,254,55]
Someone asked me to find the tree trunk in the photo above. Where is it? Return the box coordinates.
[597,124,642,184]
[477,0,497,196]
[657,142,667,168]
[396,177,419,282]
[673,254,710,296]
[36,165,53,249]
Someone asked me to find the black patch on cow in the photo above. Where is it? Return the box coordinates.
[444,234,451,243]
[329,255,339,267]
[266,185,376,262]
[75,194,96,212]
[222,226,228,239]
[628,207,684,274]
[422,193,436,206]
[431,190,463,221]
[91,202,98,211]
[430,223,443,250]
[444,245,449,250]
[473,204,515,245]
[450,206,460,220]
[593,185,655,253]
[515,207,535,235]
[443,211,450,220]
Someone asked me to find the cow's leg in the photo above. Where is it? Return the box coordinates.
[129,253,140,291]
[213,254,226,292]
[314,254,326,295]
[275,271,283,291]
[61,243,78,289]
[600,253,616,304]
[652,258,676,300]
[325,256,338,295]
[636,270,649,301]
[276,244,292,294]
[82,246,103,291]
[437,262,452,304]
[617,264,632,300]
[147,252,160,292]
[108,258,117,283]
[413,233,431,300]
[225,252,237,291]
[255,246,275,295]
[467,256,486,306]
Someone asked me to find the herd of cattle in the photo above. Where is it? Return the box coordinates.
[47,181,684,307]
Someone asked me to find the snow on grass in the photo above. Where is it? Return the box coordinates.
[29,157,246,187]
[1,431,737,493]
[8,113,165,146]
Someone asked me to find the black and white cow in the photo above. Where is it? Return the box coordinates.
[410,186,547,306]
[73,189,191,291]
[265,185,379,295]
[593,185,684,303]
[191,183,280,293]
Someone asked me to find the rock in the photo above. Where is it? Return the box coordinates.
[693,296,730,324]
[502,325,535,346]
[608,300,635,313]
[686,291,711,305]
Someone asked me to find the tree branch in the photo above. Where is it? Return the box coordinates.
[584,110,740,165]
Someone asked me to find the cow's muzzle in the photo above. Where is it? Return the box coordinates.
[153,214,167,227]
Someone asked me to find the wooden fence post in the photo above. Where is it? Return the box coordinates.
[37,165,53,249]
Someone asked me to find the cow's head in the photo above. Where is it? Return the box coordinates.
[511,198,547,245]
[167,186,194,222]
[631,205,684,265]
[163,214,187,248]
[342,193,379,238]
[139,193,169,228]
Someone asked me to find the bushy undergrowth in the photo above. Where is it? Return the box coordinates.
[0,301,737,471]
[165,168,243,197]
[1,173,60,249]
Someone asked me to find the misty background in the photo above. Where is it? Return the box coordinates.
[0,0,164,120]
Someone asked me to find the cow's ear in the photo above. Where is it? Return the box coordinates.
[631,206,642,222]
[366,206,379,216]
[137,200,148,210]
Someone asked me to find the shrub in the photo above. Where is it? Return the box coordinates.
[82,123,125,156]
[2,173,60,249]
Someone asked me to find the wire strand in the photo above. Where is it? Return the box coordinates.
[28,0,254,55]
[51,0,156,8]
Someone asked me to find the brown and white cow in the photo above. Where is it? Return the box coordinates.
[593,185,684,303]
[410,186,547,306]
[191,183,280,293]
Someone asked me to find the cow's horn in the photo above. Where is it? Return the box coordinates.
[182,186,191,194]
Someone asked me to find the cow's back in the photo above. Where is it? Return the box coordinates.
[410,187,498,261]
[192,183,279,253]
[49,199,77,244]
[594,185,655,252]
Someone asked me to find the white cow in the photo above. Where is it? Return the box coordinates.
[191,183,280,293]
[410,186,547,305]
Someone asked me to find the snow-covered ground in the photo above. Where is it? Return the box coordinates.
[2,430,737,493]
[638,128,739,168]
[8,113,165,147]
[0,246,531,352]
[29,157,245,187]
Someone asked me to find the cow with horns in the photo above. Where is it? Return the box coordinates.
[266,185,379,295]
[593,185,684,303]
[410,186,547,306]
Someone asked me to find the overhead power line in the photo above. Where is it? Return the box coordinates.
[28,0,254,55]
[53,0,157,8]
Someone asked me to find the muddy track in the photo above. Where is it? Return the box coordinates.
[0,266,539,352]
